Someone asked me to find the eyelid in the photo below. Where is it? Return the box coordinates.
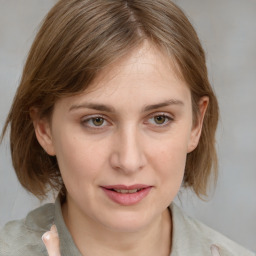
[81,114,106,122]
[80,112,174,130]
[145,112,174,126]
[81,114,111,128]
[147,112,174,120]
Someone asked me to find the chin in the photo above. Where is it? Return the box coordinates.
[98,208,158,233]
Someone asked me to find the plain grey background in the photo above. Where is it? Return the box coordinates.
[0,0,255,252]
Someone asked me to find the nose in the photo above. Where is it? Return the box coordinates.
[109,126,147,174]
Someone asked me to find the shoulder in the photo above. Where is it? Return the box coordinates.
[0,203,55,256]
[170,203,255,256]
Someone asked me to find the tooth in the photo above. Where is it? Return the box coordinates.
[113,189,139,193]
[128,189,138,193]
[120,190,129,193]
[113,189,129,193]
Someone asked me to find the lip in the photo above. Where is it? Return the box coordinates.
[101,184,152,206]
[102,184,150,190]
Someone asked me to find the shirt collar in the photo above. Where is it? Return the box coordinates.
[54,197,82,256]
[53,197,216,256]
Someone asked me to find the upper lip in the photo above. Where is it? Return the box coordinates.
[101,184,151,190]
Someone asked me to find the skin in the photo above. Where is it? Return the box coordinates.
[35,41,208,256]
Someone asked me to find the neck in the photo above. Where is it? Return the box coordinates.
[62,197,172,256]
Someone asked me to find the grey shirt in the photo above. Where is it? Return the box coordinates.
[0,198,254,256]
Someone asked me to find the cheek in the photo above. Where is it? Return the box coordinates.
[145,138,187,207]
[149,134,189,182]
[53,130,109,184]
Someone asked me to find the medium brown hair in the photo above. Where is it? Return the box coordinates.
[1,0,219,199]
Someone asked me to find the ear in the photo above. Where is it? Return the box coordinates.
[187,96,209,153]
[30,108,56,156]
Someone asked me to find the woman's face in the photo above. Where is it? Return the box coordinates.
[36,42,207,232]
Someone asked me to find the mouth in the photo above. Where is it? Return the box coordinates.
[102,184,151,193]
[110,188,144,194]
[100,184,152,206]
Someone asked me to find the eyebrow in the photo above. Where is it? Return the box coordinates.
[69,99,184,113]
[69,103,115,112]
[143,99,184,112]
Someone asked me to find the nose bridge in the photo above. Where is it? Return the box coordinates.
[111,124,146,173]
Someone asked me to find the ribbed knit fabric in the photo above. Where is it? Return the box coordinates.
[0,198,254,256]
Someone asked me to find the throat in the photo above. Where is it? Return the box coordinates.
[62,196,172,256]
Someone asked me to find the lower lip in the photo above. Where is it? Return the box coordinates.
[101,187,152,206]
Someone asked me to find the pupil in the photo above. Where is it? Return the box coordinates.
[155,116,165,124]
[93,118,103,126]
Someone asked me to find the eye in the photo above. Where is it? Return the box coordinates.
[153,116,167,125]
[147,113,173,126]
[81,115,109,128]
[91,117,105,126]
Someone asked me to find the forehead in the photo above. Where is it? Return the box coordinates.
[55,41,191,110]
[91,42,183,90]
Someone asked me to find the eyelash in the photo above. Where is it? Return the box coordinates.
[146,113,173,127]
[81,113,174,130]
[81,115,109,129]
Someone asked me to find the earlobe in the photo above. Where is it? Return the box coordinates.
[30,108,56,156]
[187,96,209,153]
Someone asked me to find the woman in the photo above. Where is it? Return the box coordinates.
[0,0,254,255]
